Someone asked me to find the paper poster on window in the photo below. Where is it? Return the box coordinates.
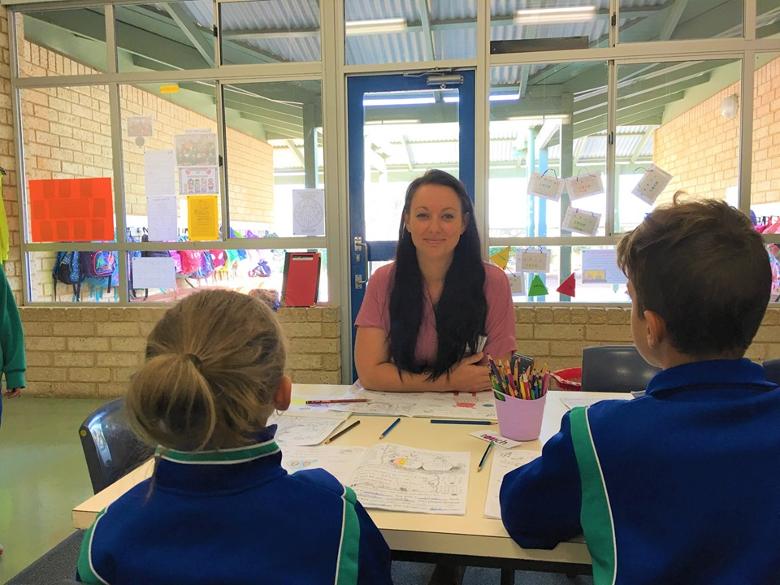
[128,116,153,137]
[132,257,176,290]
[632,164,672,205]
[147,197,178,241]
[562,206,601,236]
[582,249,627,285]
[29,178,114,243]
[565,173,604,200]
[527,172,564,202]
[516,248,551,273]
[179,166,219,195]
[507,273,526,295]
[187,195,219,241]
[144,150,175,199]
[292,188,325,236]
[175,131,218,167]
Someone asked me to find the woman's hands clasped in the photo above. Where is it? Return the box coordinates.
[447,353,492,392]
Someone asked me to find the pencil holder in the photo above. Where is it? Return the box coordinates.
[494,392,546,441]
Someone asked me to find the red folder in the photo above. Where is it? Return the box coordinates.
[281,252,321,307]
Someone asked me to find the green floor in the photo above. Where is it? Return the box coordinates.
[0,397,104,583]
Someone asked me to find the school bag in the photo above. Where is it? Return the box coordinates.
[53,251,84,301]
[81,251,117,293]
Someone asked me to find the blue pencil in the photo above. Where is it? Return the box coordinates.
[379,417,401,439]
[430,419,493,425]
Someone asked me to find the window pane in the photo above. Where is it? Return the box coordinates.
[20,85,115,244]
[220,0,320,64]
[17,7,106,77]
[496,245,627,303]
[489,63,608,238]
[751,54,780,219]
[345,0,476,65]
[116,3,215,72]
[491,1,609,47]
[128,247,328,303]
[758,1,779,38]
[222,80,323,239]
[616,59,741,232]
[120,82,220,243]
[618,0,743,42]
[29,250,119,303]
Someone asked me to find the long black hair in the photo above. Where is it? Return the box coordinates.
[389,169,487,380]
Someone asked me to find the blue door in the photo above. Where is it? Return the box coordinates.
[347,71,476,368]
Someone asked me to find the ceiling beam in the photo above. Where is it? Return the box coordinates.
[575,90,685,127]
[575,73,710,114]
[162,3,214,67]
[414,0,435,62]
[535,120,560,150]
[630,127,655,165]
[400,135,415,171]
[286,140,306,165]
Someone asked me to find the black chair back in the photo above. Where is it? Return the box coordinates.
[581,345,660,393]
[79,398,154,493]
[763,358,780,385]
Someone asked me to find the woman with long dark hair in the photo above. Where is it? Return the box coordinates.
[355,169,516,392]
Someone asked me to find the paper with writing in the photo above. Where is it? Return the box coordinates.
[484,450,540,518]
[269,410,351,446]
[562,206,601,236]
[281,445,366,485]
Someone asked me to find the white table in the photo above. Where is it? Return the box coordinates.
[73,386,629,575]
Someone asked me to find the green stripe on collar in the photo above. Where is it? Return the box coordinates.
[158,440,280,464]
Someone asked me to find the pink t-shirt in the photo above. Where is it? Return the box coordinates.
[355,262,517,365]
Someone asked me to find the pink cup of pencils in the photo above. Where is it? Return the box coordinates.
[487,354,549,441]
[493,391,546,441]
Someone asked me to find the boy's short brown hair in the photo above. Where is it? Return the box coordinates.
[617,196,771,357]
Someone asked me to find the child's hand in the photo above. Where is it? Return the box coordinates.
[4,388,22,398]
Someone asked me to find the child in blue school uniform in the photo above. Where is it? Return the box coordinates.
[76,289,392,585]
[500,197,780,584]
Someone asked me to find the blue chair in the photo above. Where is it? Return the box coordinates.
[79,398,153,494]
[581,345,661,393]
[762,358,780,384]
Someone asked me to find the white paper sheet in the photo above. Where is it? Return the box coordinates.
[562,206,601,236]
[292,188,325,236]
[144,150,175,199]
[269,410,351,446]
[131,257,176,290]
[565,173,604,200]
[582,249,627,285]
[281,445,367,485]
[351,443,470,515]
[484,450,540,518]
[508,272,526,295]
[632,164,672,205]
[560,395,632,410]
[469,430,525,449]
[147,197,178,241]
[527,172,564,201]
[517,248,551,273]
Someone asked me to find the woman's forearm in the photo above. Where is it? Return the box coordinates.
[358,362,453,392]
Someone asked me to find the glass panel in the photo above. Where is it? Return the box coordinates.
[28,250,119,303]
[116,3,214,72]
[618,0,743,42]
[345,0,476,65]
[222,80,323,238]
[616,59,740,233]
[489,63,608,238]
[496,245,627,303]
[17,7,106,77]
[751,54,780,223]
[128,247,328,303]
[491,1,608,47]
[220,0,320,64]
[120,82,220,243]
[20,85,115,244]
[363,88,459,241]
[757,1,780,38]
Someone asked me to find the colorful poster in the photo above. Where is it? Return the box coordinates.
[187,195,219,241]
[179,166,219,195]
[127,116,153,137]
[175,131,218,167]
[29,177,114,242]
[582,249,627,284]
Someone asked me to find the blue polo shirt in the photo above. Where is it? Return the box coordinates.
[500,358,780,585]
[77,428,392,585]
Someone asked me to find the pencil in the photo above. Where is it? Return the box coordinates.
[477,440,494,471]
[324,420,360,444]
[430,419,493,425]
[379,417,401,439]
[306,398,369,405]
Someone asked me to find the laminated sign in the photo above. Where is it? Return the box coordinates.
[527,172,564,202]
[632,165,672,205]
[562,206,601,236]
[565,173,604,200]
[516,248,551,273]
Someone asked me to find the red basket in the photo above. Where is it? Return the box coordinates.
[551,367,582,391]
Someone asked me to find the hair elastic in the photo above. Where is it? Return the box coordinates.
[185,353,203,368]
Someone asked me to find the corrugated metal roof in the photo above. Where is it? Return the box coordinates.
[432,0,477,21]
[345,0,418,22]
[219,0,319,30]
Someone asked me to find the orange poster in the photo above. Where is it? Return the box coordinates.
[29,178,114,242]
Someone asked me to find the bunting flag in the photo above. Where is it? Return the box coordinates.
[489,246,511,270]
[557,273,576,297]
[528,274,548,296]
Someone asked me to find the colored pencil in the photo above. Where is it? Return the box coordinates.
[477,440,495,471]
[306,398,369,405]
[379,417,401,439]
[323,420,360,444]
[430,419,493,425]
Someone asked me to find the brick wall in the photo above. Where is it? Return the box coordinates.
[655,56,780,204]
[21,305,341,397]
